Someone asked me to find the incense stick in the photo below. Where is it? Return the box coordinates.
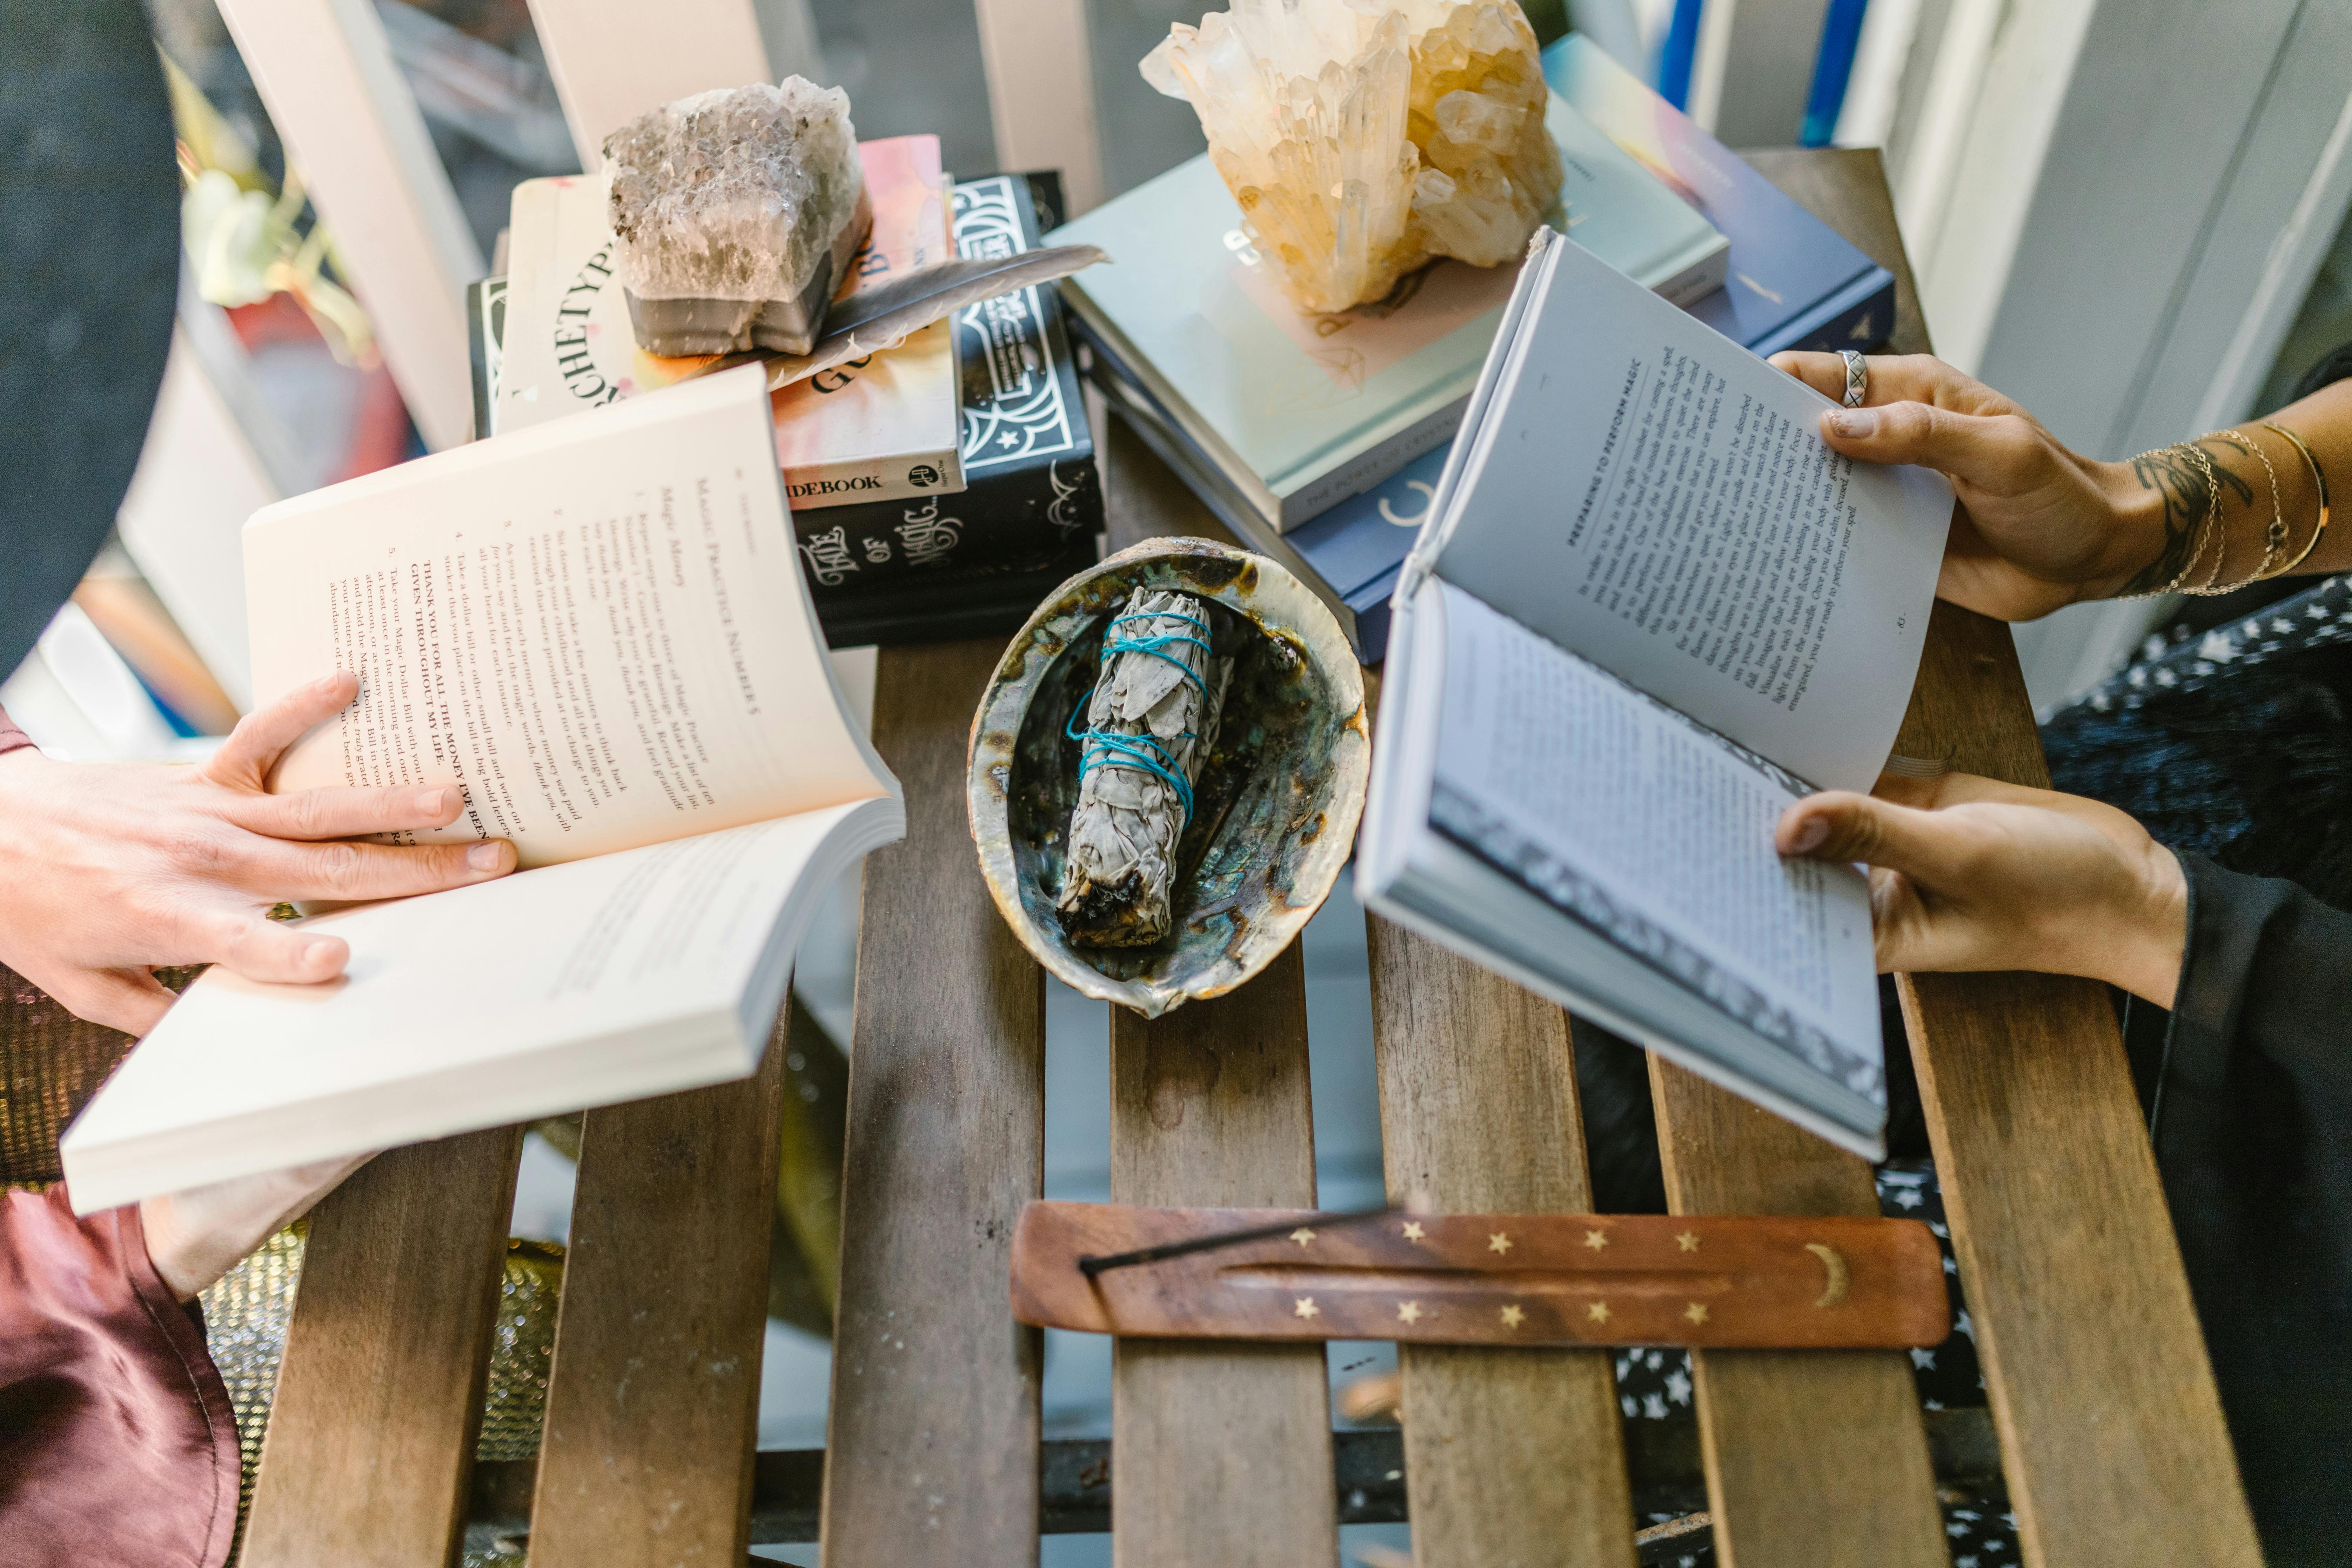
[1077,1205,1398,1279]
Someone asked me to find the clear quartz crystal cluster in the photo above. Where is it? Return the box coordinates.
[1144,0,1562,314]
[604,77,871,354]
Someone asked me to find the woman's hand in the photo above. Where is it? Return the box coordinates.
[0,671,516,1034]
[140,1150,376,1300]
[1769,352,2170,620]
[1775,769,2187,1005]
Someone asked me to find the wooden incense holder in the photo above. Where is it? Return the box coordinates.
[1011,1201,1949,1348]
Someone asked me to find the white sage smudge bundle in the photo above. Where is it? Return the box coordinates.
[1057,588,1233,947]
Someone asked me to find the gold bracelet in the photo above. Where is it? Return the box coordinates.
[2214,428,2285,579]
[2260,421,2331,576]
[2122,438,2227,599]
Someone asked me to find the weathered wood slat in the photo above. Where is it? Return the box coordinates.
[525,1031,789,1565]
[1650,1063,1948,1567]
[1094,403,1337,1564]
[1366,919,1639,1568]
[1745,146,2259,1565]
[241,1127,522,1568]
[820,639,1047,1563]
[1109,944,1339,1567]
[1891,605,2261,1566]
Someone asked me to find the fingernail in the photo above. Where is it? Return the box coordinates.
[415,788,448,815]
[1789,817,1829,853]
[1830,408,1876,438]
[468,841,506,871]
[302,938,339,970]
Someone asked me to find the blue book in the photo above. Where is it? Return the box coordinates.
[1541,34,1896,355]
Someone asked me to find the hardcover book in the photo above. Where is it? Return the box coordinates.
[791,174,1103,616]
[1542,34,1897,356]
[1077,328,1423,660]
[60,368,907,1210]
[496,134,964,510]
[1359,228,1953,1158]
[1048,93,1728,538]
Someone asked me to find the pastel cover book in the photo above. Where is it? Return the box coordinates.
[1542,34,1897,357]
[1049,93,1729,538]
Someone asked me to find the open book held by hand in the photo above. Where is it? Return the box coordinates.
[62,367,904,1212]
[1359,228,1954,1159]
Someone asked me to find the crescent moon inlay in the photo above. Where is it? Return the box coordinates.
[1804,1242,1850,1307]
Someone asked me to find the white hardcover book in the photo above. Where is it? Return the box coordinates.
[60,366,905,1212]
[1359,230,1955,1158]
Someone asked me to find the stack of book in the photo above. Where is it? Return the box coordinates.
[1050,34,1895,661]
[479,143,1103,648]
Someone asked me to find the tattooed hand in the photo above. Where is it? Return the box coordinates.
[1769,353,2214,620]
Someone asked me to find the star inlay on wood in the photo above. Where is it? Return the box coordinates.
[1498,1304,1525,1328]
[1586,1301,1611,1324]
[1582,1228,1609,1251]
[1395,1301,1425,1325]
[1676,1231,1700,1252]
[1400,1221,1426,1242]
[1487,1231,1514,1254]
[1289,1227,1316,1248]
[1684,1302,1709,1325]
[1293,1296,1319,1319]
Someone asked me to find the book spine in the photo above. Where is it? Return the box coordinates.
[785,448,967,510]
[1274,397,1466,531]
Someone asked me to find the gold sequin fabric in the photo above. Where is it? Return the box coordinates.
[200,1227,568,1554]
[0,963,199,1184]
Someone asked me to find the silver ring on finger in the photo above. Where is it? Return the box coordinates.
[1840,349,1868,408]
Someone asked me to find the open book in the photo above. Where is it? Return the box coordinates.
[1359,230,1953,1159]
[62,367,904,1212]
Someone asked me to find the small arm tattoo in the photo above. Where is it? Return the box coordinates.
[2117,437,2254,596]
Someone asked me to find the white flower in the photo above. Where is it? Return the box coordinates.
[184,169,280,307]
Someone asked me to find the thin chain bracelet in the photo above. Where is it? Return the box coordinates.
[2213,428,2286,581]
[2123,438,2225,599]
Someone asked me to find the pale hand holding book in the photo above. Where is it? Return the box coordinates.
[61,367,905,1213]
[1360,229,1955,1159]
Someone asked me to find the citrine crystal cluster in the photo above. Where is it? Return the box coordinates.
[1144,0,1562,314]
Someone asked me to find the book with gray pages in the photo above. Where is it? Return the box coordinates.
[60,367,905,1212]
[1357,229,1954,1159]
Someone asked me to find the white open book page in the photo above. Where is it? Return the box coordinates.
[60,802,898,1212]
[1427,582,1882,1094]
[246,365,894,867]
[1423,233,1952,792]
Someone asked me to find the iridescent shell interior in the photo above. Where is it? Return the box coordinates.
[967,539,1369,1017]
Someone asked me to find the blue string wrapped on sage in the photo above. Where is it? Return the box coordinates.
[1057,587,1232,946]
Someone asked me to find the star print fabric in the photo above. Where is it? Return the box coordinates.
[1609,1158,2016,1568]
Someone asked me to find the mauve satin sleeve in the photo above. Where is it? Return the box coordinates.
[0,705,31,757]
[0,1187,239,1568]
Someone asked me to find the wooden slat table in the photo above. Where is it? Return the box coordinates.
[235,148,2260,1568]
